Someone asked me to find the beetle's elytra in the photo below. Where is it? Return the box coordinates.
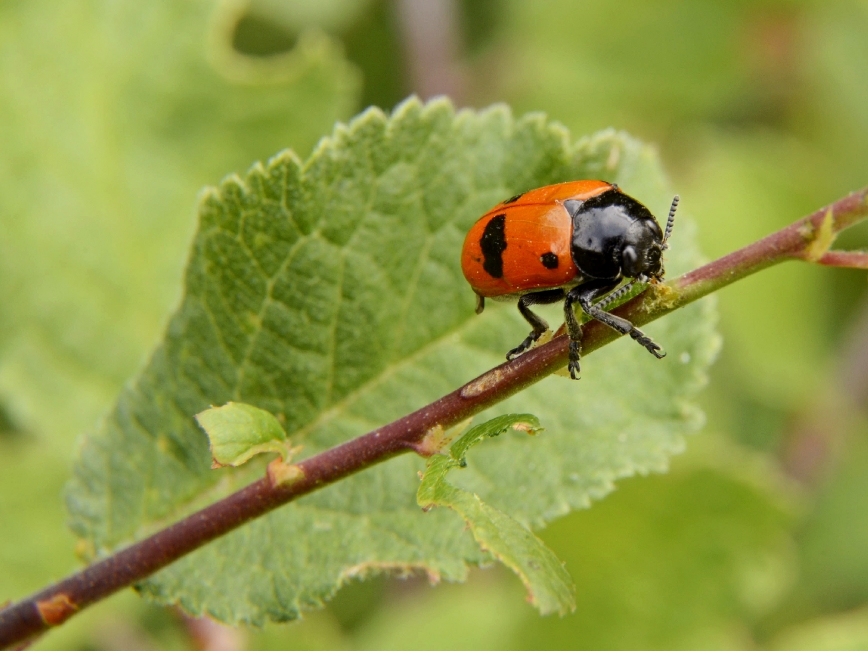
[461,180,678,379]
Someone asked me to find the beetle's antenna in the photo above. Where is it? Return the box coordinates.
[662,195,679,248]
[595,278,639,312]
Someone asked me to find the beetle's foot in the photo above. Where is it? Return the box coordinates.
[630,328,666,359]
[507,332,541,361]
[568,340,582,380]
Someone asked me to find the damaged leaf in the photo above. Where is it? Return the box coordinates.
[417,415,574,616]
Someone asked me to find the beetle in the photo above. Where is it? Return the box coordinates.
[460,180,679,380]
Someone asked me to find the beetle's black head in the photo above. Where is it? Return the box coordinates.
[569,189,667,281]
[620,219,665,280]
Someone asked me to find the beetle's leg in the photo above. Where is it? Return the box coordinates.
[563,280,617,379]
[507,289,565,361]
[566,280,665,368]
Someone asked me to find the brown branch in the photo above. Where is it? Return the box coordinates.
[1,188,867,650]
[814,250,868,269]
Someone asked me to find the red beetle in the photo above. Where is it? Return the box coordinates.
[461,180,678,379]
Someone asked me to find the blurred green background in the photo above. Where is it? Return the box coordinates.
[1,0,867,649]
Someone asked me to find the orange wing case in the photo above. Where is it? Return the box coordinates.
[461,181,613,297]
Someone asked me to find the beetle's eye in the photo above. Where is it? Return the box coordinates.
[647,248,661,265]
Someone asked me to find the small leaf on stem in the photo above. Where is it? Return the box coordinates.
[196,402,291,468]
[417,414,574,616]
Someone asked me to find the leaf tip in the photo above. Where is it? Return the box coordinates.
[512,421,544,436]
[263,148,303,179]
[417,94,457,119]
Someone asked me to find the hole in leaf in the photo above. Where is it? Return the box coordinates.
[232,13,298,57]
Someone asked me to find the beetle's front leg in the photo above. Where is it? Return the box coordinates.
[567,280,665,360]
[562,291,586,380]
[563,280,618,379]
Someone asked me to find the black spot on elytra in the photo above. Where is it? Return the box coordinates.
[480,214,507,278]
[540,252,559,269]
[503,193,523,204]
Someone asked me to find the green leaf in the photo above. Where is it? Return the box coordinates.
[242,446,797,651]
[67,97,720,624]
[0,0,358,600]
[196,403,290,468]
[417,415,574,616]
[0,0,359,444]
[511,448,798,651]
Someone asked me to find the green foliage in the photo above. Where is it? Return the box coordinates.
[1,0,867,648]
[767,609,868,651]
[417,414,574,615]
[0,0,357,601]
[793,432,868,612]
[196,402,291,467]
[516,460,796,651]
[684,135,834,407]
[242,450,797,651]
[0,0,358,443]
[64,96,719,625]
